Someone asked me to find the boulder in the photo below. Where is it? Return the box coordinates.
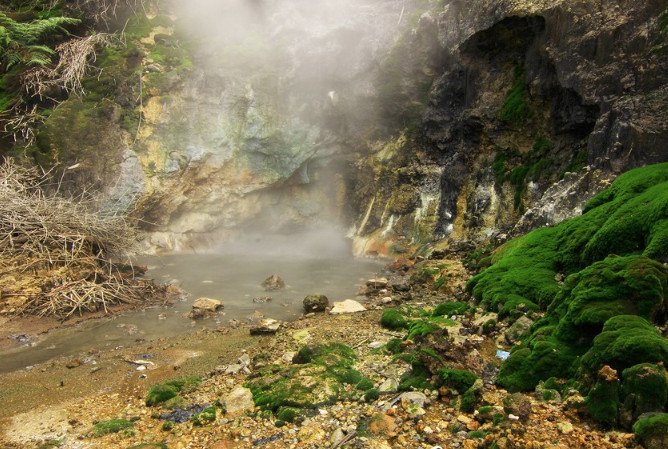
[223,386,255,416]
[250,318,281,335]
[262,274,285,291]
[330,299,366,314]
[303,294,329,313]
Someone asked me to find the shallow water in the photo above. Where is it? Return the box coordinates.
[0,232,384,373]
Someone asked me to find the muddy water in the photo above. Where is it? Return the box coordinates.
[0,232,384,373]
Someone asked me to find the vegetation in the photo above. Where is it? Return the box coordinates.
[380,309,409,330]
[246,343,376,417]
[498,66,529,125]
[145,377,201,407]
[92,418,134,437]
[468,163,668,428]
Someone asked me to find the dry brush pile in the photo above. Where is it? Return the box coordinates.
[0,160,168,319]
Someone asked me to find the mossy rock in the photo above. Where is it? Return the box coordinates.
[586,379,620,425]
[406,320,440,341]
[621,363,668,426]
[276,406,300,423]
[632,413,668,449]
[497,339,579,392]
[398,364,434,392]
[438,368,479,393]
[468,163,668,316]
[580,316,668,376]
[432,301,469,317]
[145,377,201,407]
[190,406,216,426]
[246,343,370,413]
[551,255,667,344]
[380,309,409,330]
[92,419,134,437]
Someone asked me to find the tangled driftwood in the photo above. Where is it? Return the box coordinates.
[0,160,167,319]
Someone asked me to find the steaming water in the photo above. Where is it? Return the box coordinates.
[0,232,383,373]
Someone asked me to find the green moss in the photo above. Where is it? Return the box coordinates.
[468,164,668,392]
[399,364,434,391]
[622,363,668,421]
[468,430,490,439]
[632,413,668,446]
[551,255,667,344]
[406,320,440,341]
[432,301,469,317]
[364,388,380,402]
[438,368,478,392]
[145,377,201,407]
[498,66,529,125]
[380,309,409,330]
[246,343,365,413]
[92,419,134,437]
[497,339,579,392]
[386,338,403,354]
[580,316,668,376]
[276,406,300,423]
[586,380,620,425]
[190,406,216,426]
[460,387,479,413]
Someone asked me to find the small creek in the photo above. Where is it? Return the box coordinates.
[0,232,384,373]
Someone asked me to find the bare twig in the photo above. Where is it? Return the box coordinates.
[0,158,167,319]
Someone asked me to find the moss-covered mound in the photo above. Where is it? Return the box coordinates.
[468,163,668,317]
[145,376,201,407]
[468,163,668,428]
[246,343,375,416]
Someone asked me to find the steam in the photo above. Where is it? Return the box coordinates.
[158,0,414,253]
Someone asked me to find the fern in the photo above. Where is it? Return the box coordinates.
[0,11,80,69]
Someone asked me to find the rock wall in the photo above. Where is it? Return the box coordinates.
[348,0,668,254]
[19,0,668,254]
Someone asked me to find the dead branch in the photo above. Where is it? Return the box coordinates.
[22,33,118,99]
[0,159,168,319]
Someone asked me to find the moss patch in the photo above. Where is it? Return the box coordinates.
[246,343,373,415]
[145,376,201,407]
[92,419,134,437]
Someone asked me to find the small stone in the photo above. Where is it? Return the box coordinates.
[192,297,224,312]
[508,414,520,421]
[330,299,366,314]
[262,274,286,291]
[556,421,574,434]
[379,378,399,393]
[381,297,393,304]
[250,318,281,335]
[400,392,428,408]
[65,359,82,369]
[330,428,345,446]
[303,294,329,313]
[368,341,385,349]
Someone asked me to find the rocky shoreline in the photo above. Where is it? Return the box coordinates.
[0,253,647,449]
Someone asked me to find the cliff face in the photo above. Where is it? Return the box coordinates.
[12,0,668,253]
[349,0,668,254]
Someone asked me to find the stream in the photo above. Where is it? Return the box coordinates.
[0,232,384,373]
